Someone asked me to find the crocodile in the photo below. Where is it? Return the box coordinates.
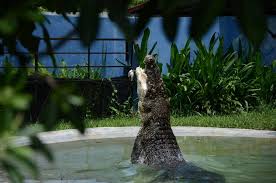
[130,55,185,169]
[129,55,225,182]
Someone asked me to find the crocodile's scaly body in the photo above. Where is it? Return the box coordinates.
[131,55,185,169]
[129,55,225,182]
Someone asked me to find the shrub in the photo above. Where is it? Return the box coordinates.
[164,34,276,115]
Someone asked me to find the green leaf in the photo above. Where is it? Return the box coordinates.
[131,0,155,39]
[1,159,24,183]
[40,24,57,67]
[141,28,150,55]
[157,62,163,73]
[232,0,266,46]
[17,21,40,54]
[0,16,17,34]
[272,60,276,68]
[148,41,157,55]
[39,99,58,131]
[107,0,132,40]
[208,33,219,52]
[0,108,13,136]
[224,54,236,72]
[190,0,225,39]
[17,125,44,136]
[12,93,31,110]
[67,95,84,106]
[162,14,179,42]
[78,0,101,46]
[6,147,39,179]
[30,135,54,162]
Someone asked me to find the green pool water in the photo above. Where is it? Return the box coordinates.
[29,136,276,183]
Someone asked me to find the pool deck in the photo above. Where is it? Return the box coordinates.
[13,127,276,183]
[15,127,276,146]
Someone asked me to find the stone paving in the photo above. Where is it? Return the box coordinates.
[14,127,276,147]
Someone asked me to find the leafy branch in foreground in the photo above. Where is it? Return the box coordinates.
[0,68,48,182]
[0,64,84,182]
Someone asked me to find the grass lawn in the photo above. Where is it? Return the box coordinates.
[54,109,276,131]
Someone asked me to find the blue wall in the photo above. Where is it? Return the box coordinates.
[219,16,276,65]
[1,13,276,77]
[138,16,276,73]
[139,17,220,73]
[33,13,129,78]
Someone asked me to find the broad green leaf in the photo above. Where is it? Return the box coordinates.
[67,95,84,106]
[40,24,57,67]
[107,0,132,40]
[141,28,150,55]
[232,0,266,46]
[162,14,179,42]
[0,16,17,34]
[17,21,40,54]
[39,98,58,131]
[1,159,24,183]
[131,0,155,39]
[190,0,225,39]
[78,0,101,46]
[6,147,39,179]
[30,135,54,162]
[208,33,218,52]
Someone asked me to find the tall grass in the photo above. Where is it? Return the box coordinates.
[164,34,276,115]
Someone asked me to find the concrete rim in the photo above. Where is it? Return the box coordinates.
[15,127,276,146]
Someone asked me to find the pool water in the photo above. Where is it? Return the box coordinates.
[27,137,276,183]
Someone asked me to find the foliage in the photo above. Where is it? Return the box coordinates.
[0,0,269,49]
[0,1,275,182]
[164,34,276,115]
[59,44,107,79]
[3,58,103,79]
[0,60,84,182]
[133,27,163,72]
[59,60,102,79]
[129,0,147,7]
[133,28,157,68]
[0,67,56,182]
[0,1,274,75]
[108,82,134,117]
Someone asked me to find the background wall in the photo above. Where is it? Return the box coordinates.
[1,13,276,77]
[141,16,276,73]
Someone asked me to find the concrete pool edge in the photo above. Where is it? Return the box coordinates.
[14,127,276,146]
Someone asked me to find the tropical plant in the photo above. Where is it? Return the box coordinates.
[0,60,84,182]
[133,27,164,73]
[108,81,133,117]
[164,34,276,115]
[59,61,87,79]
[0,67,59,182]
[133,28,157,68]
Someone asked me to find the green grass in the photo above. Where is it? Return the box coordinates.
[54,109,276,131]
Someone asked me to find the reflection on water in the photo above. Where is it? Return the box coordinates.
[22,137,276,183]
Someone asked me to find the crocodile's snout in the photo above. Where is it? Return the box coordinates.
[144,55,155,66]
